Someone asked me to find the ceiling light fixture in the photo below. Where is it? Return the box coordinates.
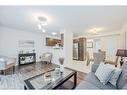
[37,16,48,33]
[38,16,48,26]
[88,28,104,34]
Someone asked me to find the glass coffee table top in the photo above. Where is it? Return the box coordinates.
[24,67,77,89]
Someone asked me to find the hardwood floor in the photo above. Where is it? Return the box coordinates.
[1,62,87,89]
[77,71,87,84]
[57,71,87,89]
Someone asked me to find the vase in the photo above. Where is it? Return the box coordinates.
[59,57,64,73]
[60,64,64,73]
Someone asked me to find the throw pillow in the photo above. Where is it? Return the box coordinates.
[109,67,122,87]
[95,63,115,85]
[122,84,127,89]
[117,62,127,89]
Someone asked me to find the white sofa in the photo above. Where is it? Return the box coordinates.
[0,55,16,74]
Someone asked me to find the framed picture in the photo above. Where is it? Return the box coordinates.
[19,40,34,47]
[87,42,93,48]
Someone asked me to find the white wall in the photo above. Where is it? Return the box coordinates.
[0,26,44,61]
[61,30,73,66]
[121,22,127,61]
[126,32,127,49]
[101,35,119,60]
[121,22,127,49]
[86,34,121,60]
[0,26,64,65]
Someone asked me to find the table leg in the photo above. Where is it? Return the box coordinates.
[1,70,4,75]
[73,72,77,89]
[24,86,27,90]
[13,66,15,74]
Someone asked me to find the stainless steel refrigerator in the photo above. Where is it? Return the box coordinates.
[73,43,79,60]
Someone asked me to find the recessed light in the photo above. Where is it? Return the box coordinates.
[42,29,46,33]
[52,32,57,35]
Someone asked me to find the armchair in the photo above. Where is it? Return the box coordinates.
[86,51,94,66]
[0,56,16,75]
[40,52,52,63]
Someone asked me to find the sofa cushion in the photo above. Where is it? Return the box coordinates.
[122,84,127,89]
[95,63,115,85]
[76,80,99,89]
[85,72,116,89]
[91,64,99,73]
[6,58,15,65]
[117,62,127,89]
[109,68,122,87]
[0,56,15,65]
[0,58,6,62]
[0,58,6,70]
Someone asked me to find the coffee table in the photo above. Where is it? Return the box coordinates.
[24,67,77,89]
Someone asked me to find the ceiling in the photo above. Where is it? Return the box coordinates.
[0,6,127,36]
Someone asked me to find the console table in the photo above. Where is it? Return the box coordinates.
[18,53,36,65]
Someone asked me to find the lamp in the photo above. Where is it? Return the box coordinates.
[116,49,127,66]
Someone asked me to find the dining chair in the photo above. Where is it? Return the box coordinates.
[86,51,94,66]
[105,56,119,67]
[93,52,105,64]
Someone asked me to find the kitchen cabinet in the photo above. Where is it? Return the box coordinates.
[73,38,86,61]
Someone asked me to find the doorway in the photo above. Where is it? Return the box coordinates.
[94,39,101,52]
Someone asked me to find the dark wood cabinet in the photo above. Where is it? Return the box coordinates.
[18,53,36,65]
[73,38,86,61]
[61,34,64,47]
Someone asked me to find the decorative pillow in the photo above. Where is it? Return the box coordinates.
[117,62,127,89]
[95,63,115,85]
[109,67,122,87]
[122,84,127,89]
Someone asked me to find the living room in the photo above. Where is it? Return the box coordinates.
[0,6,127,90]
